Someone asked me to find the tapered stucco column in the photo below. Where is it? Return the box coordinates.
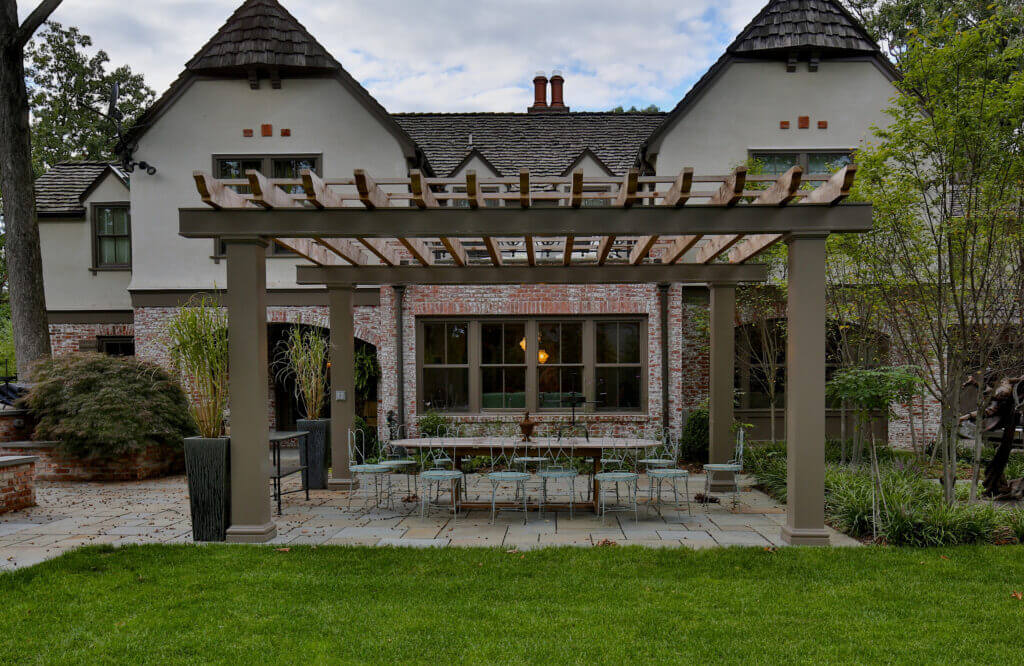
[328,285,358,490]
[224,239,276,543]
[782,234,830,546]
[708,283,735,491]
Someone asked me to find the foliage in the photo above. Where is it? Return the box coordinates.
[274,324,328,420]
[679,408,709,463]
[416,410,450,437]
[826,366,923,415]
[608,104,660,113]
[20,353,194,459]
[166,295,229,439]
[852,13,1024,502]
[747,442,1023,546]
[0,311,15,376]
[353,345,379,396]
[25,22,155,175]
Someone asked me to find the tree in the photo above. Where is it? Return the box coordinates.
[0,0,63,377]
[735,284,786,443]
[25,21,153,175]
[853,13,1024,502]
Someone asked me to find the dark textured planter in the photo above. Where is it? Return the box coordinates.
[296,418,329,489]
[184,437,230,542]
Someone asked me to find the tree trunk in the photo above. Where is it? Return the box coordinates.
[0,2,53,377]
[983,409,1018,497]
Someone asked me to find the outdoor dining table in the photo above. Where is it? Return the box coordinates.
[392,436,661,514]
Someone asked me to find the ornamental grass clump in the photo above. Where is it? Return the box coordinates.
[22,353,194,459]
[166,295,229,438]
[273,324,328,420]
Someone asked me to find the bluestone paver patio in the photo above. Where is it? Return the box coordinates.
[0,467,858,570]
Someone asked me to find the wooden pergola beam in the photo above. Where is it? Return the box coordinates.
[357,238,400,266]
[662,235,702,264]
[439,238,468,266]
[246,169,295,209]
[631,168,694,263]
[354,169,388,209]
[570,169,583,208]
[193,171,254,210]
[297,263,770,286]
[301,169,344,208]
[273,238,362,266]
[754,165,803,206]
[519,169,531,208]
[708,166,747,206]
[614,168,640,208]
[524,236,536,266]
[410,169,438,209]
[313,237,368,265]
[629,235,659,265]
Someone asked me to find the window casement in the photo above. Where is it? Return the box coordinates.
[748,150,853,176]
[212,154,322,258]
[417,317,647,415]
[98,336,135,357]
[91,204,131,270]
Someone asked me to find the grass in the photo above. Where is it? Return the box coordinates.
[2,544,1024,664]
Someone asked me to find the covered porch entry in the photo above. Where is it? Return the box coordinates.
[180,164,869,544]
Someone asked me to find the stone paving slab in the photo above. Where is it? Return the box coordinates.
[0,471,857,569]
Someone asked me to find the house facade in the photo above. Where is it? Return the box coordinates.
[34,0,932,445]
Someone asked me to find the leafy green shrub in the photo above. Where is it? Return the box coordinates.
[416,410,450,437]
[679,409,709,463]
[1004,508,1024,542]
[22,353,195,459]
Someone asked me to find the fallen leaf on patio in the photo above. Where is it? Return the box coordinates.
[763,546,776,552]
[1012,591,1023,601]
[274,547,291,553]
[595,539,618,547]
[506,548,520,554]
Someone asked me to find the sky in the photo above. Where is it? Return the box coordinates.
[28,0,767,113]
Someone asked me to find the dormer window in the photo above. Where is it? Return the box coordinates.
[92,204,131,270]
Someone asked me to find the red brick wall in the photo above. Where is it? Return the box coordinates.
[0,458,35,513]
[49,322,134,357]
[0,443,183,482]
[0,410,31,443]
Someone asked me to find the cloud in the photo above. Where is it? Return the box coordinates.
[32,0,765,112]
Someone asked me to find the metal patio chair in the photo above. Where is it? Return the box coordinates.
[594,437,640,523]
[347,428,393,509]
[377,424,418,498]
[483,436,531,524]
[537,435,579,519]
[645,433,691,517]
[701,427,745,511]
[418,435,464,522]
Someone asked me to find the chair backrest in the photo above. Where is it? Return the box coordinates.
[348,427,381,467]
[540,435,575,473]
[731,427,745,468]
[485,434,522,473]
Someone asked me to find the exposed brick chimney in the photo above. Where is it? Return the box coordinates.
[528,71,548,112]
[549,70,568,111]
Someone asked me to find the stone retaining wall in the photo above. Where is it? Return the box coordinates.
[0,456,37,513]
[0,409,32,443]
[0,442,183,482]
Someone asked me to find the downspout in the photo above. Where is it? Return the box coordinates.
[658,283,670,432]
[394,285,406,430]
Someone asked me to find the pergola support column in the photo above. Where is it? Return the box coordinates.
[224,239,276,543]
[782,234,830,545]
[328,285,358,490]
[708,283,735,491]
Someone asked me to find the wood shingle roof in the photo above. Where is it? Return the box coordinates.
[729,0,880,56]
[34,162,120,217]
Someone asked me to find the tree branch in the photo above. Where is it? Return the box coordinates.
[13,0,62,49]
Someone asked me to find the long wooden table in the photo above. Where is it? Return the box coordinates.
[393,436,661,513]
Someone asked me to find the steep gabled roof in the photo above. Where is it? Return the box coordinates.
[729,0,880,56]
[643,0,896,153]
[394,112,665,177]
[34,162,125,218]
[185,0,340,74]
[118,0,422,167]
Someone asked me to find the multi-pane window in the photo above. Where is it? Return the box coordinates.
[595,321,642,411]
[214,155,321,256]
[417,318,645,413]
[481,322,526,408]
[98,336,135,357]
[750,151,852,175]
[421,321,470,411]
[537,322,583,408]
[93,205,131,268]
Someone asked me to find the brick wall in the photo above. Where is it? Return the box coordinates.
[0,409,32,443]
[0,456,36,513]
[49,322,134,357]
[0,443,183,482]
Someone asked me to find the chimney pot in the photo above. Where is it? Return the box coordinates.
[529,71,548,112]
[549,71,567,111]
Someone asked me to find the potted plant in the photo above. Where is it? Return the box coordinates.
[275,323,330,489]
[168,294,230,542]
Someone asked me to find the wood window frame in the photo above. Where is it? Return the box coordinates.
[90,202,132,272]
[416,315,648,416]
[747,149,853,176]
[210,154,322,260]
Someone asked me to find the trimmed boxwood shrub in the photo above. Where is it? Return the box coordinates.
[679,408,709,463]
[21,353,195,459]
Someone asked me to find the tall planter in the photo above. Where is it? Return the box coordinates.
[184,437,231,542]
[296,418,329,489]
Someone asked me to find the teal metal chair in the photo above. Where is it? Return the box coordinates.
[347,428,392,509]
[594,437,639,523]
[701,427,745,511]
[645,433,691,517]
[377,425,418,498]
[418,436,464,522]
[537,435,579,519]
[483,437,531,524]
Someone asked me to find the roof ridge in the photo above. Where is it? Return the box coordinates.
[392,111,667,117]
[727,0,881,56]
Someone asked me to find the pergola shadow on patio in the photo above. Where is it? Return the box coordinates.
[179,164,869,545]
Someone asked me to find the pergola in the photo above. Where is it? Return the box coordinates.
[179,163,869,545]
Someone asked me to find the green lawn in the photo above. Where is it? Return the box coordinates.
[1,544,1023,664]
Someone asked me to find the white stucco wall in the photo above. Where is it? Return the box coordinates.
[129,76,410,292]
[39,171,132,311]
[653,59,898,174]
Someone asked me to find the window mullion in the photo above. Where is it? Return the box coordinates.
[469,320,481,414]
[526,319,538,412]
